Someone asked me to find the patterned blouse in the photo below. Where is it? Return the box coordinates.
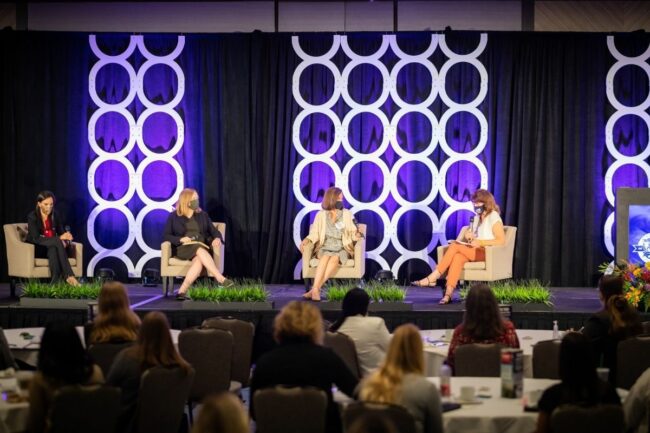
[446,320,520,370]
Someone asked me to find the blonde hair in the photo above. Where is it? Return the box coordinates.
[471,189,500,215]
[175,188,200,216]
[192,393,249,433]
[90,282,141,344]
[359,324,424,404]
[273,301,324,345]
[321,187,342,211]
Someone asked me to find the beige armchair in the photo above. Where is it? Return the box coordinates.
[160,222,225,297]
[302,224,366,281]
[436,225,517,283]
[3,223,83,298]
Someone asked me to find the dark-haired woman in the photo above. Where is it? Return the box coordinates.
[582,274,642,383]
[107,311,192,433]
[26,191,80,286]
[412,189,505,304]
[330,288,391,376]
[534,332,621,433]
[446,283,520,372]
[27,323,104,433]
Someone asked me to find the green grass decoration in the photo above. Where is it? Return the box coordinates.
[325,280,407,302]
[21,280,102,299]
[459,279,553,305]
[188,279,268,303]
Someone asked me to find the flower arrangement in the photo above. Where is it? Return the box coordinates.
[599,261,650,312]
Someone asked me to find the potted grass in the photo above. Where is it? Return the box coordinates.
[460,279,553,311]
[20,280,101,309]
[321,280,411,311]
[182,279,273,311]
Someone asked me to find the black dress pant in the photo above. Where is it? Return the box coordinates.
[34,237,74,282]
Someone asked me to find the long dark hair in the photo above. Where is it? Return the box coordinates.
[35,190,56,227]
[462,283,505,340]
[558,332,600,402]
[129,311,191,373]
[330,288,370,332]
[598,275,642,338]
[38,322,94,384]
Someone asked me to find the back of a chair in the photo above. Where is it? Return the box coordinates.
[343,401,417,433]
[532,339,561,379]
[642,321,650,335]
[551,404,624,433]
[178,328,233,401]
[136,366,195,433]
[88,341,134,377]
[324,331,361,379]
[254,386,327,433]
[617,335,650,389]
[201,317,255,386]
[455,343,502,377]
[4,223,32,277]
[49,385,121,433]
[0,328,18,370]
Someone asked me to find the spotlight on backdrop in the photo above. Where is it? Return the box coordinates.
[142,268,161,287]
[96,268,115,283]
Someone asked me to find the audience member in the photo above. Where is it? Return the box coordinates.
[192,392,249,433]
[329,288,391,376]
[88,282,140,344]
[359,324,443,433]
[447,283,519,370]
[534,332,621,433]
[27,322,103,433]
[623,367,650,433]
[250,301,358,433]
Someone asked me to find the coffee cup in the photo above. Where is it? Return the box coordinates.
[460,386,475,401]
[527,389,542,407]
[596,367,610,382]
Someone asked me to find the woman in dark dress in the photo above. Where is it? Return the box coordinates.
[163,188,233,300]
[26,191,80,286]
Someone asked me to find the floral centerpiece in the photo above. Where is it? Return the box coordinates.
[600,261,650,312]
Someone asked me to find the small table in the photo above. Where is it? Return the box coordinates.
[421,329,555,377]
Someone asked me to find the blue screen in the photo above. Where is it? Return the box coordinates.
[628,205,650,265]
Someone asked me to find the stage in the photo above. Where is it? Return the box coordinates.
[2,283,647,361]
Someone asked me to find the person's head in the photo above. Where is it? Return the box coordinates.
[273,301,323,345]
[346,412,399,433]
[192,392,249,433]
[135,311,190,372]
[175,188,201,216]
[330,288,370,332]
[598,274,624,303]
[605,294,642,339]
[462,283,505,340]
[558,332,598,388]
[90,282,140,344]
[471,189,500,216]
[359,324,424,403]
[35,190,56,216]
[322,186,344,211]
[38,322,93,384]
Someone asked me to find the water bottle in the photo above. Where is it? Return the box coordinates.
[552,320,559,340]
[439,362,451,398]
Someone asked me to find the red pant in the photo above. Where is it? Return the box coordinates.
[437,243,485,291]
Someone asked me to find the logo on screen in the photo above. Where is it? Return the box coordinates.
[632,233,650,262]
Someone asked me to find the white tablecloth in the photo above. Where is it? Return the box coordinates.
[0,378,28,433]
[421,329,555,377]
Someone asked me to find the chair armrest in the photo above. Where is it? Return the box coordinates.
[353,236,366,277]
[437,245,449,264]
[71,242,83,260]
[7,240,36,276]
[484,244,508,264]
[302,241,314,267]
[212,243,225,274]
[161,241,172,263]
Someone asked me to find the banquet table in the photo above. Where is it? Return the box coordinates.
[421,329,555,377]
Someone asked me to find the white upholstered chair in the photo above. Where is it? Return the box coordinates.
[301,224,366,281]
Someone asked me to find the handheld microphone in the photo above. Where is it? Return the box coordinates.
[64,225,71,247]
[469,216,478,236]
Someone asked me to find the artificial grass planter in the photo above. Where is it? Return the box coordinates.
[182,279,274,310]
[460,279,553,306]
[20,281,101,308]
[322,281,411,310]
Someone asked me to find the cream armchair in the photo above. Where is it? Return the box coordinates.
[302,224,366,282]
[3,223,83,298]
[160,222,225,297]
[436,225,517,283]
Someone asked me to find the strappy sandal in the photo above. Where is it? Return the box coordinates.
[439,290,454,305]
[411,277,436,287]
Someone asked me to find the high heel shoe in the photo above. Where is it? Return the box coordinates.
[439,289,454,305]
[411,276,436,287]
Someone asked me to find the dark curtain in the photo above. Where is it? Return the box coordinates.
[1,29,649,286]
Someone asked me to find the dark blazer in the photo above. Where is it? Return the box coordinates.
[163,210,223,256]
[26,210,65,245]
[250,340,359,433]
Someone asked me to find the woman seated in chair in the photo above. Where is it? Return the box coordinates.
[359,324,443,433]
[300,187,362,302]
[107,311,191,433]
[329,288,391,376]
[446,283,519,372]
[250,301,358,433]
[27,322,104,433]
[534,332,621,433]
[163,188,233,300]
[88,282,141,345]
[26,190,80,286]
[412,189,505,304]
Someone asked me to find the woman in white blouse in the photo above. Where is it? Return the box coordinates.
[412,189,505,304]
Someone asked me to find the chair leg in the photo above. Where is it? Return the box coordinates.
[303,278,312,292]
[163,277,168,297]
[187,401,193,425]
[9,278,16,298]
